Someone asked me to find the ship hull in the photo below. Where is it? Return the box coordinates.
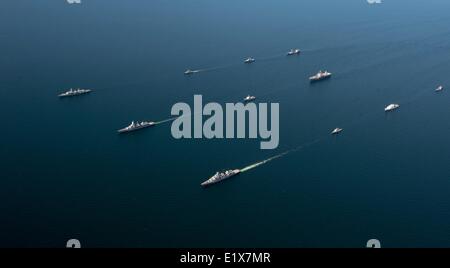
[58,91,91,98]
[309,75,331,82]
[117,124,155,133]
[385,108,398,112]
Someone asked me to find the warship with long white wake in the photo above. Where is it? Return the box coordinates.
[201,169,241,187]
[117,121,155,133]
[58,88,92,98]
[184,69,198,75]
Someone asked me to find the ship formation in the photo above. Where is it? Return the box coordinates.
[58,45,445,188]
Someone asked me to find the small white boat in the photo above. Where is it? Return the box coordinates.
[244,57,255,64]
[287,48,301,56]
[331,128,343,135]
[184,69,198,75]
[384,103,400,112]
[436,85,444,92]
[243,95,256,102]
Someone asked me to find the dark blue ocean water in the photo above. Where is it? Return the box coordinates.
[2,0,450,247]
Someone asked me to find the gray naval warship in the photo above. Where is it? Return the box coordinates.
[117,121,155,133]
[201,169,241,187]
[58,88,92,97]
[309,70,332,82]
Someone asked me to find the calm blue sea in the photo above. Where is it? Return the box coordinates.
[1,0,450,247]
